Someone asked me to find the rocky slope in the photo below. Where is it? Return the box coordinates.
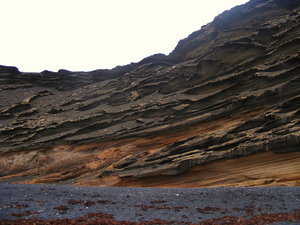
[0,0,299,187]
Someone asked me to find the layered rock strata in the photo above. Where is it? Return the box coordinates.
[0,0,299,186]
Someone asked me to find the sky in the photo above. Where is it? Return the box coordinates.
[0,0,248,72]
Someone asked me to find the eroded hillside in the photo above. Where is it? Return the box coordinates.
[0,0,299,187]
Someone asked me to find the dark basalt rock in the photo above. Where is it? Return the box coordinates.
[0,0,299,182]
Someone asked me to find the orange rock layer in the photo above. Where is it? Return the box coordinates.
[0,109,299,187]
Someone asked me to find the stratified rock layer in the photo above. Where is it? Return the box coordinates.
[0,0,299,186]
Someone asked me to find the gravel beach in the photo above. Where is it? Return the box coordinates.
[0,184,299,224]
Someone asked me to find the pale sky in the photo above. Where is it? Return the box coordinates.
[0,0,248,72]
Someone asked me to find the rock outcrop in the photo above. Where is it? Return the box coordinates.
[0,0,299,186]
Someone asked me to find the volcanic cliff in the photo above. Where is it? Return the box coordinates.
[0,0,299,187]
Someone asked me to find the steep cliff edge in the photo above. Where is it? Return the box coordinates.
[0,0,299,187]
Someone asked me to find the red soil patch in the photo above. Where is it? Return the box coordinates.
[1,209,300,225]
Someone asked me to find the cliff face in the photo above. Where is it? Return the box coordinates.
[0,0,299,187]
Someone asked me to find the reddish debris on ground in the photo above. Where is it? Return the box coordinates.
[53,205,69,211]
[150,200,166,204]
[83,201,96,207]
[67,200,85,205]
[197,207,221,213]
[4,204,29,209]
[1,209,299,225]
[97,200,115,204]
[135,204,187,212]
[201,209,300,225]
[10,211,39,218]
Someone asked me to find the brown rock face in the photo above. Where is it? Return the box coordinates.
[0,0,299,187]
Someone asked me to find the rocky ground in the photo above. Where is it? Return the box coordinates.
[0,184,300,224]
[0,0,299,186]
